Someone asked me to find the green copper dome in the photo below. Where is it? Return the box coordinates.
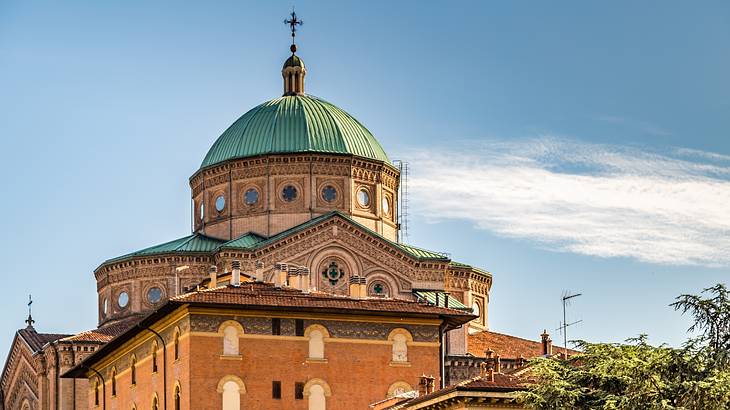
[200,95,390,169]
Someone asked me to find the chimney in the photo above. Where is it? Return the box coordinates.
[349,276,361,298]
[255,260,264,282]
[287,266,300,289]
[208,265,218,288]
[231,260,241,286]
[418,375,429,396]
[541,329,553,356]
[483,348,496,382]
[358,276,367,298]
[274,263,288,287]
[444,292,450,308]
[435,293,440,306]
[300,267,310,292]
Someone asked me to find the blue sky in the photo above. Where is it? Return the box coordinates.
[1,1,728,362]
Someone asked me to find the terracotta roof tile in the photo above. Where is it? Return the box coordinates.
[172,282,476,325]
[60,316,142,343]
[17,328,70,352]
[468,330,579,359]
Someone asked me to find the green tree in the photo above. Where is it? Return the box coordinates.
[520,284,730,410]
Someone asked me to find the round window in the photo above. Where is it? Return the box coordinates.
[282,185,298,202]
[244,188,259,205]
[102,298,108,317]
[199,202,205,221]
[382,197,390,215]
[147,287,163,304]
[321,185,337,203]
[357,189,370,207]
[118,292,129,308]
[472,302,481,318]
[215,195,225,212]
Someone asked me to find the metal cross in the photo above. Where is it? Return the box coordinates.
[25,294,35,327]
[284,10,303,41]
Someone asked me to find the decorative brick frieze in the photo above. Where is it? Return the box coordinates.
[190,314,439,342]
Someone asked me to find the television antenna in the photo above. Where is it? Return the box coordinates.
[559,291,582,358]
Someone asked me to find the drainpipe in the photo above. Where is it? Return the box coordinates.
[82,365,105,410]
[439,322,447,389]
[138,325,167,410]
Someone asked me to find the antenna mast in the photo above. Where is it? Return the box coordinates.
[393,160,410,243]
[560,292,582,358]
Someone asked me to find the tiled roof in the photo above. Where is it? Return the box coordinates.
[171,283,475,325]
[378,374,526,410]
[17,327,70,352]
[64,282,475,379]
[60,316,141,343]
[468,330,578,359]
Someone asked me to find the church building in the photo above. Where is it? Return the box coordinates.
[1,14,566,410]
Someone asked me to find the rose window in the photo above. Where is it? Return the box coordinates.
[321,261,345,286]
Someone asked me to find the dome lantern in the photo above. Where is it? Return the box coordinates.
[283,11,306,96]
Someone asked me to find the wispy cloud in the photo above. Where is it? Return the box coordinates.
[407,137,730,267]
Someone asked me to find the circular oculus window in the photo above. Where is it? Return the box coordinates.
[118,291,129,308]
[321,185,337,203]
[199,202,204,221]
[244,188,259,205]
[382,197,390,215]
[215,195,225,212]
[147,287,163,304]
[357,189,370,207]
[282,185,298,202]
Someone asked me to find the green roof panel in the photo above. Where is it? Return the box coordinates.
[413,290,470,311]
[104,234,225,264]
[200,95,390,169]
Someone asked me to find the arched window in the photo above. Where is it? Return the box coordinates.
[217,376,246,410]
[131,355,137,385]
[174,330,180,360]
[21,400,30,410]
[309,385,326,410]
[304,379,331,410]
[392,334,408,362]
[305,325,329,360]
[111,367,117,396]
[151,342,158,373]
[174,384,181,410]
[94,379,100,406]
[309,330,324,359]
[152,395,159,410]
[388,329,412,363]
[219,321,243,356]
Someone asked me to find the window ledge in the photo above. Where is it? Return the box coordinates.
[389,361,411,367]
[220,354,243,360]
[305,358,328,363]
